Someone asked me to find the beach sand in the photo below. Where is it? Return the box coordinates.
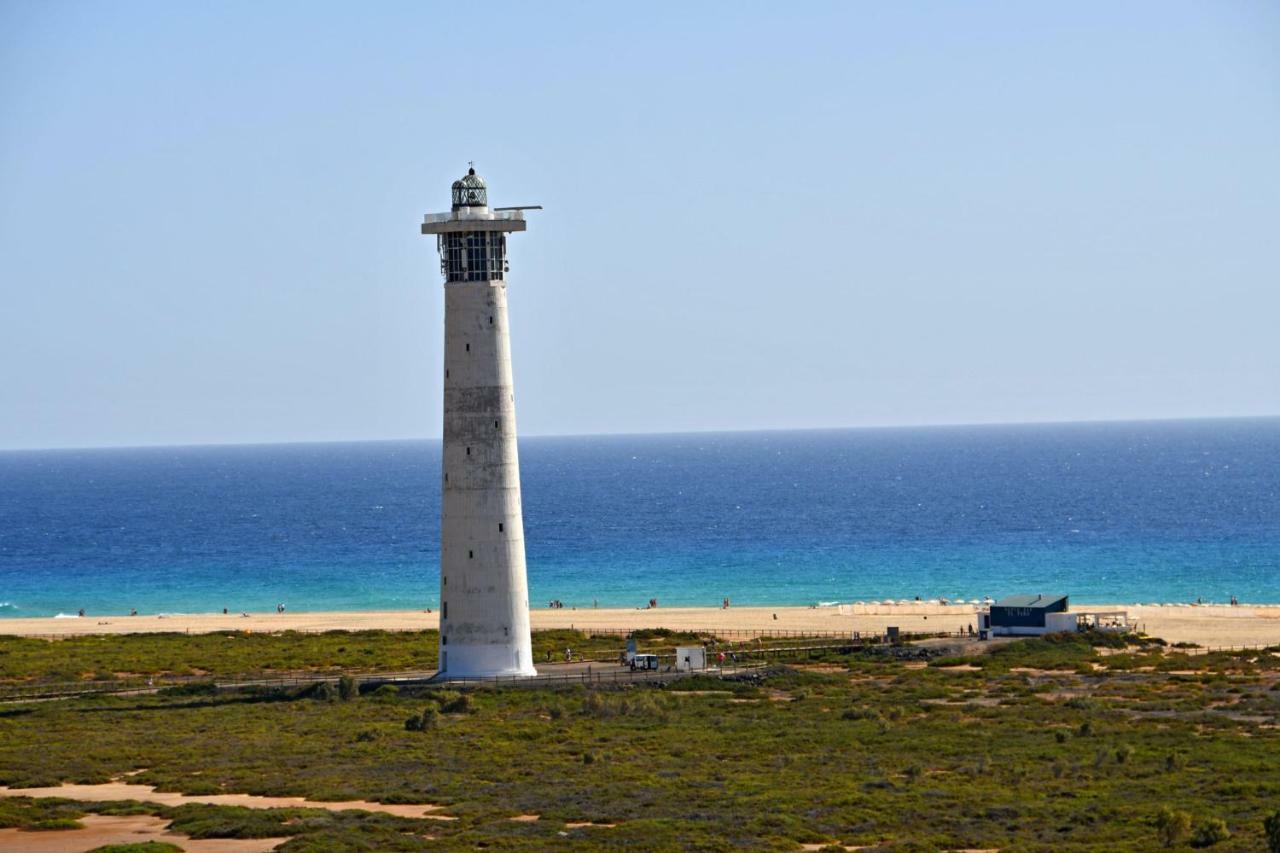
[2,603,1278,648]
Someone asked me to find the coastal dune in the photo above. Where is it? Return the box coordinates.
[3,603,1278,648]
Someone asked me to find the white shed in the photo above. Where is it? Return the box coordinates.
[675,646,706,672]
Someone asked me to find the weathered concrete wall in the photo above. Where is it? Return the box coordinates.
[438,278,536,677]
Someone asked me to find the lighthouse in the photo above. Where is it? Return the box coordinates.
[421,166,537,678]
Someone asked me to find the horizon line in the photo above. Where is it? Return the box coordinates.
[2,412,1277,454]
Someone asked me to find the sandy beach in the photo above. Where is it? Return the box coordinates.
[2,602,1278,648]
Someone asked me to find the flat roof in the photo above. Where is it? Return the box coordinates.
[993,594,1068,609]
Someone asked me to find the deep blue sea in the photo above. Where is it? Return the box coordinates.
[1,419,1277,618]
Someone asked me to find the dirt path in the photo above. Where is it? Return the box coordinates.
[0,782,451,819]
[0,813,286,852]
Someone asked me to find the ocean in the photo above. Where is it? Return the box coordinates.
[0,419,1277,618]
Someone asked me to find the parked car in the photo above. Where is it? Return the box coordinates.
[630,653,659,671]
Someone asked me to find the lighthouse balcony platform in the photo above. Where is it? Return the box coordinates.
[421,208,527,234]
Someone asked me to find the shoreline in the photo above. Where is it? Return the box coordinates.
[2,603,1278,648]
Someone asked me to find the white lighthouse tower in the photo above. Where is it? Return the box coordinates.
[421,166,537,678]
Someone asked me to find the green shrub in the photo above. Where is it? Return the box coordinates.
[156,681,216,697]
[1054,730,1068,743]
[432,690,460,707]
[1191,816,1230,847]
[337,675,358,700]
[311,681,336,702]
[29,818,84,830]
[582,691,608,717]
[1264,810,1280,853]
[1155,807,1192,847]
[404,707,438,732]
[841,707,881,721]
[1116,744,1135,764]
[440,693,472,714]
[370,684,399,701]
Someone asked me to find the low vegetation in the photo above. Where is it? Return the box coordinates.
[0,631,1275,849]
[0,628,720,688]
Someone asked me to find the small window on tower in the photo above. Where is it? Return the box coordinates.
[466,343,470,352]
[489,316,493,324]
[498,522,504,532]
[495,420,499,429]
[443,602,447,619]
[466,447,471,456]
[469,550,474,559]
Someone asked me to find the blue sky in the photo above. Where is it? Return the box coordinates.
[1,1,1277,449]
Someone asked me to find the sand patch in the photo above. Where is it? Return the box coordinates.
[565,821,617,828]
[0,813,286,852]
[0,782,453,819]
[921,697,1002,707]
[667,690,735,697]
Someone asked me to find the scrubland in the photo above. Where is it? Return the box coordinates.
[0,630,1277,850]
